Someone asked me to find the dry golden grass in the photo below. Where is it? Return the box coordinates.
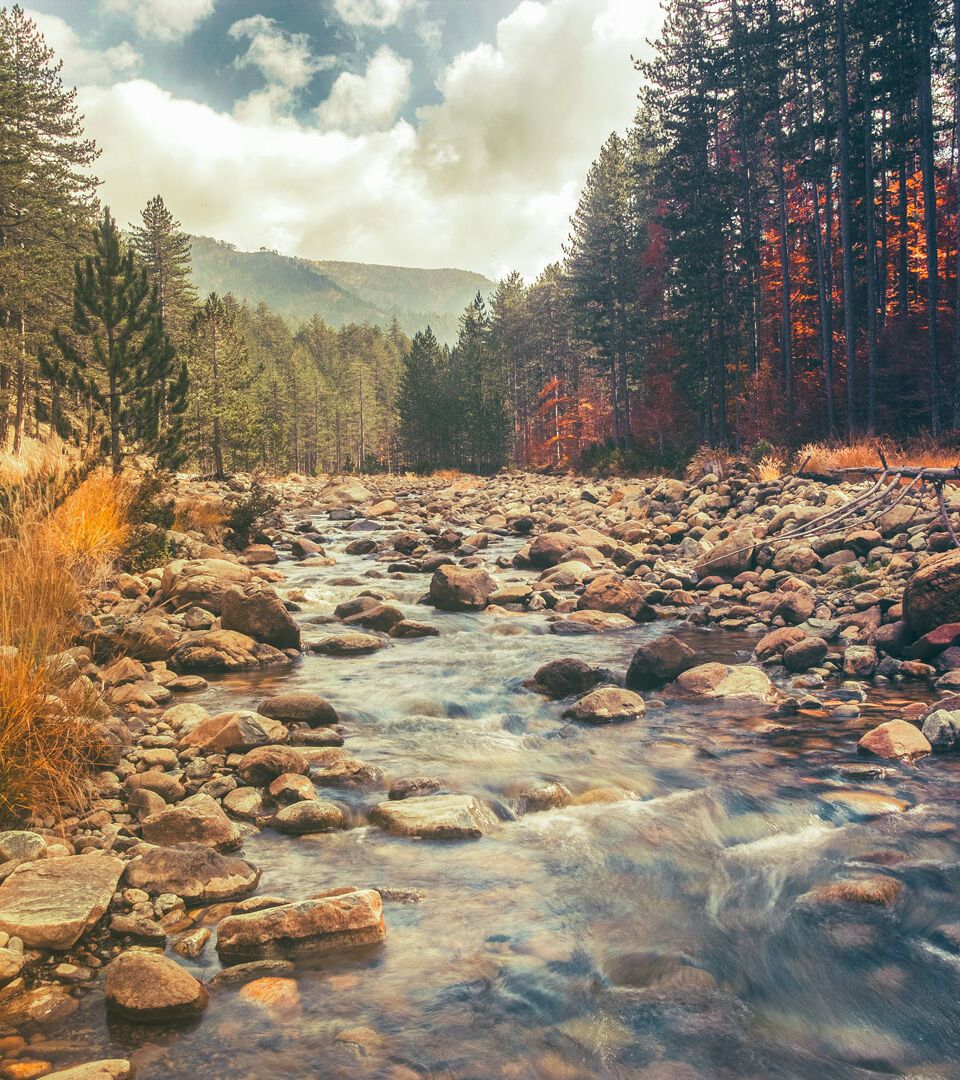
[685,445,734,481]
[174,496,229,536]
[798,440,960,475]
[0,452,122,824]
[756,453,786,482]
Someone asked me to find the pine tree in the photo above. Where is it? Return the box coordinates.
[397,327,443,470]
[53,208,184,473]
[130,195,197,350]
[0,4,98,451]
[451,293,508,473]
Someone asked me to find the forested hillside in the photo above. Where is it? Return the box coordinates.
[189,236,492,343]
[3,0,960,479]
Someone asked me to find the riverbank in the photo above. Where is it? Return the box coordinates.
[1,466,960,1078]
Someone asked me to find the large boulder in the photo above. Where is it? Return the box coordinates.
[563,687,645,724]
[530,658,600,698]
[528,533,577,568]
[694,530,755,579]
[236,745,310,786]
[116,615,182,662]
[673,663,775,702]
[626,635,697,690]
[578,575,655,622]
[858,719,931,761]
[158,558,253,615]
[141,793,241,852]
[124,844,260,902]
[105,950,208,1022]
[259,693,339,727]
[904,550,960,636]
[172,629,292,673]
[221,583,301,650]
[216,888,385,959]
[371,794,499,839]
[921,709,960,751]
[429,565,497,611]
[0,853,123,949]
[180,710,287,753]
[320,479,373,505]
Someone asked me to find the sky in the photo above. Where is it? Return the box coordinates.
[24,0,663,279]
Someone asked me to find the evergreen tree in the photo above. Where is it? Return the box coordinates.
[451,293,508,473]
[130,195,197,350]
[397,327,443,470]
[53,208,185,473]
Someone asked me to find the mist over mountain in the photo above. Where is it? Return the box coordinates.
[188,236,494,343]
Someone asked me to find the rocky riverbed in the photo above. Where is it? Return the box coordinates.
[3,467,960,1078]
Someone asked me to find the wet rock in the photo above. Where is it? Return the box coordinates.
[578,575,655,621]
[625,635,697,690]
[222,786,264,820]
[857,719,931,761]
[43,1062,133,1080]
[180,709,287,753]
[755,625,807,661]
[673,663,775,702]
[141,793,241,851]
[429,565,497,611]
[221,583,301,650]
[109,913,167,945]
[309,749,383,786]
[800,876,902,907]
[0,853,123,949]
[903,548,960,636]
[236,745,309,786]
[520,782,572,812]
[258,693,339,727]
[528,533,577,568]
[530,658,600,699]
[388,619,440,638]
[902,622,960,660]
[783,636,829,672]
[272,800,343,834]
[216,888,385,959]
[563,687,645,724]
[843,645,878,678]
[173,927,211,959]
[921,709,960,751]
[239,543,278,566]
[124,844,260,902]
[105,949,208,1022]
[560,610,634,632]
[388,776,443,800]
[371,794,499,839]
[0,983,78,1027]
[311,632,384,656]
[268,772,316,803]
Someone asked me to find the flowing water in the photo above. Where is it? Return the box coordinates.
[30,506,960,1078]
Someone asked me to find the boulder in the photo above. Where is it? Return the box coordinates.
[311,632,384,656]
[531,658,600,698]
[857,719,931,760]
[221,583,301,650]
[239,543,278,566]
[273,800,344,834]
[578,575,655,621]
[755,626,807,662]
[903,622,960,661]
[321,479,372,505]
[124,844,260,902]
[158,558,253,614]
[217,888,385,959]
[626,635,697,690]
[258,693,339,727]
[105,949,208,1022]
[673,663,775,702]
[904,549,960,636]
[694,530,755,579]
[843,645,878,678]
[782,637,828,672]
[528,532,577,568]
[141,793,241,851]
[180,710,287,753]
[371,794,499,839]
[172,629,292,673]
[429,565,497,611]
[563,687,645,724]
[43,1062,133,1080]
[116,615,182,662]
[236,745,309,786]
[921,709,960,751]
[0,853,123,949]
[0,831,46,869]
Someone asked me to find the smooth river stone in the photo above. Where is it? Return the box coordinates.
[216,888,385,959]
[371,794,500,839]
[43,1062,134,1080]
[0,853,123,949]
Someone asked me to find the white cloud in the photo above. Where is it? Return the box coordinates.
[316,46,412,134]
[229,15,334,123]
[333,0,419,30]
[100,0,216,43]
[27,8,141,84]
[79,0,663,278]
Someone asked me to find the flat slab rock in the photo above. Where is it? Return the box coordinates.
[217,887,385,959]
[0,853,123,949]
[371,794,499,839]
[44,1063,133,1080]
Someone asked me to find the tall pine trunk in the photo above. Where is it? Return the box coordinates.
[836,0,858,442]
[917,0,940,433]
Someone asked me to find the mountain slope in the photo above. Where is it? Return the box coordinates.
[188,236,493,342]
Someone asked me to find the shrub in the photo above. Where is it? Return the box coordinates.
[126,472,175,530]
[225,483,280,549]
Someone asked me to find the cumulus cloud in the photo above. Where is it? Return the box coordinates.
[315,46,412,134]
[229,15,335,123]
[100,0,216,43]
[27,8,141,84]
[333,0,420,30]
[79,0,662,278]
